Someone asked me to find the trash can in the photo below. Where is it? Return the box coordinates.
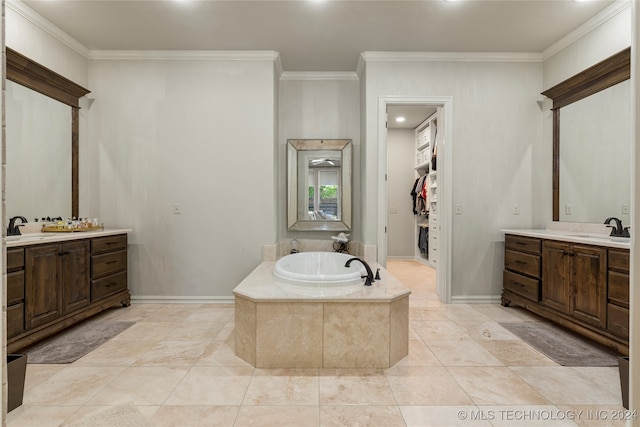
[7,354,27,412]
[618,356,629,410]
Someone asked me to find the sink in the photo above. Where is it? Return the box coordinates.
[568,234,629,242]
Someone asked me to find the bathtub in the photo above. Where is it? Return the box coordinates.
[273,252,365,296]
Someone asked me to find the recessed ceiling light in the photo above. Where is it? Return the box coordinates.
[396,117,406,123]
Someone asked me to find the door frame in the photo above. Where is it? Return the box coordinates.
[377,95,453,303]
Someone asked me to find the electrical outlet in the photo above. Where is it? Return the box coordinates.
[565,204,573,216]
[622,204,630,214]
[173,203,181,214]
[513,204,520,215]
[389,207,398,214]
[455,204,462,215]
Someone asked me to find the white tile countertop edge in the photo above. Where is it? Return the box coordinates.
[233,261,411,302]
[5,229,132,248]
[501,228,630,250]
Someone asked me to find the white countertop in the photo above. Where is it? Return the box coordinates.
[502,228,630,250]
[234,261,411,302]
[5,229,132,248]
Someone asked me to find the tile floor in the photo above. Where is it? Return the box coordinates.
[7,260,628,426]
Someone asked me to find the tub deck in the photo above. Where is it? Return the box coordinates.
[233,261,410,368]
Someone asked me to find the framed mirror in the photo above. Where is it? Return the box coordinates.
[6,48,90,220]
[542,47,630,223]
[287,139,352,231]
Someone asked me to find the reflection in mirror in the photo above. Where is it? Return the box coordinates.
[6,47,91,222]
[542,47,630,223]
[559,80,630,223]
[288,139,352,231]
[6,80,72,221]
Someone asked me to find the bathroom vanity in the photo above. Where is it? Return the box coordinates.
[5,229,131,353]
[501,230,629,355]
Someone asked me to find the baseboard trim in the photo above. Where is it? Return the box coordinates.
[131,296,235,304]
[450,295,502,304]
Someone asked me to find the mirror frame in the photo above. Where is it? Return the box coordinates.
[541,47,630,222]
[287,139,352,231]
[6,47,91,218]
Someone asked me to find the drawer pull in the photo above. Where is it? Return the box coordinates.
[106,260,119,265]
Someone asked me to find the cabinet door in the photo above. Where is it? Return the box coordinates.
[25,244,63,329]
[62,240,90,314]
[542,241,571,314]
[571,245,607,328]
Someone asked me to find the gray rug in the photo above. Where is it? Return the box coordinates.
[25,320,135,364]
[499,322,620,366]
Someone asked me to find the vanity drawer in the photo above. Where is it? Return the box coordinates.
[505,235,541,255]
[7,248,24,271]
[607,303,629,340]
[7,303,24,338]
[503,270,540,302]
[608,270,629,307]
[91,271,128,302]
[91,250,127,278]
[608,249,629,273]
[505,249,541,278]
[91,234,127,254]
[7,271,25,305]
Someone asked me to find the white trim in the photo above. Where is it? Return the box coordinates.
[89,50,281,61]
[7,0,90,58]
[378,95,453,304]
[542,0,631,61]
[451,295,502,305]
[274,53,284,78]
[280,71,359,81]
[361,51,542,64]
[131,295,235,304]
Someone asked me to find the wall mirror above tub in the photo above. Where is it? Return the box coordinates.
[5,47,90,221]
[542,47,630,223]
[287,139,352,231]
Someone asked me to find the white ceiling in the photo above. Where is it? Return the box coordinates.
[21,0,615,72]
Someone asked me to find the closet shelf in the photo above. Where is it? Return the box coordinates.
[415,162,430,171]
[416,142,430,152]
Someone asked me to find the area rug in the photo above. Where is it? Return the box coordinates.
[25,320,135,364]
[499,321,620,366]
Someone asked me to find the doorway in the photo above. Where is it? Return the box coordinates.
[377,96,453,303]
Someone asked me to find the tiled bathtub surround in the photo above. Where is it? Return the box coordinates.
[234,261,410,368]
[7,260,626,427]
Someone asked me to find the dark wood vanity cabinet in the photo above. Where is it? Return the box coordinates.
[503,234,629,355]
[7,248,26,339]
[6,233,130,353]
[91,235,128,302]
[541,241,607,328]
[503,235,541,302]
[25,241,90,329]
[607,249,629,340]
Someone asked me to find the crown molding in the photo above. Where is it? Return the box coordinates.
[7,0,90,58]
[89,50,281,62]
[280,71,359,81]
[542,0,631,61]
[274,53,284,78]
[359,51,543,64]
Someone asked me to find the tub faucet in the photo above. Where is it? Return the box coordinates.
[604,217,630,237]
[7,216,28,236]
[345,257,374,286]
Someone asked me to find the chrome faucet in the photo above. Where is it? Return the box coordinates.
[7,216,28,236]
[344,257,375,286]
[604,217,630,238]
